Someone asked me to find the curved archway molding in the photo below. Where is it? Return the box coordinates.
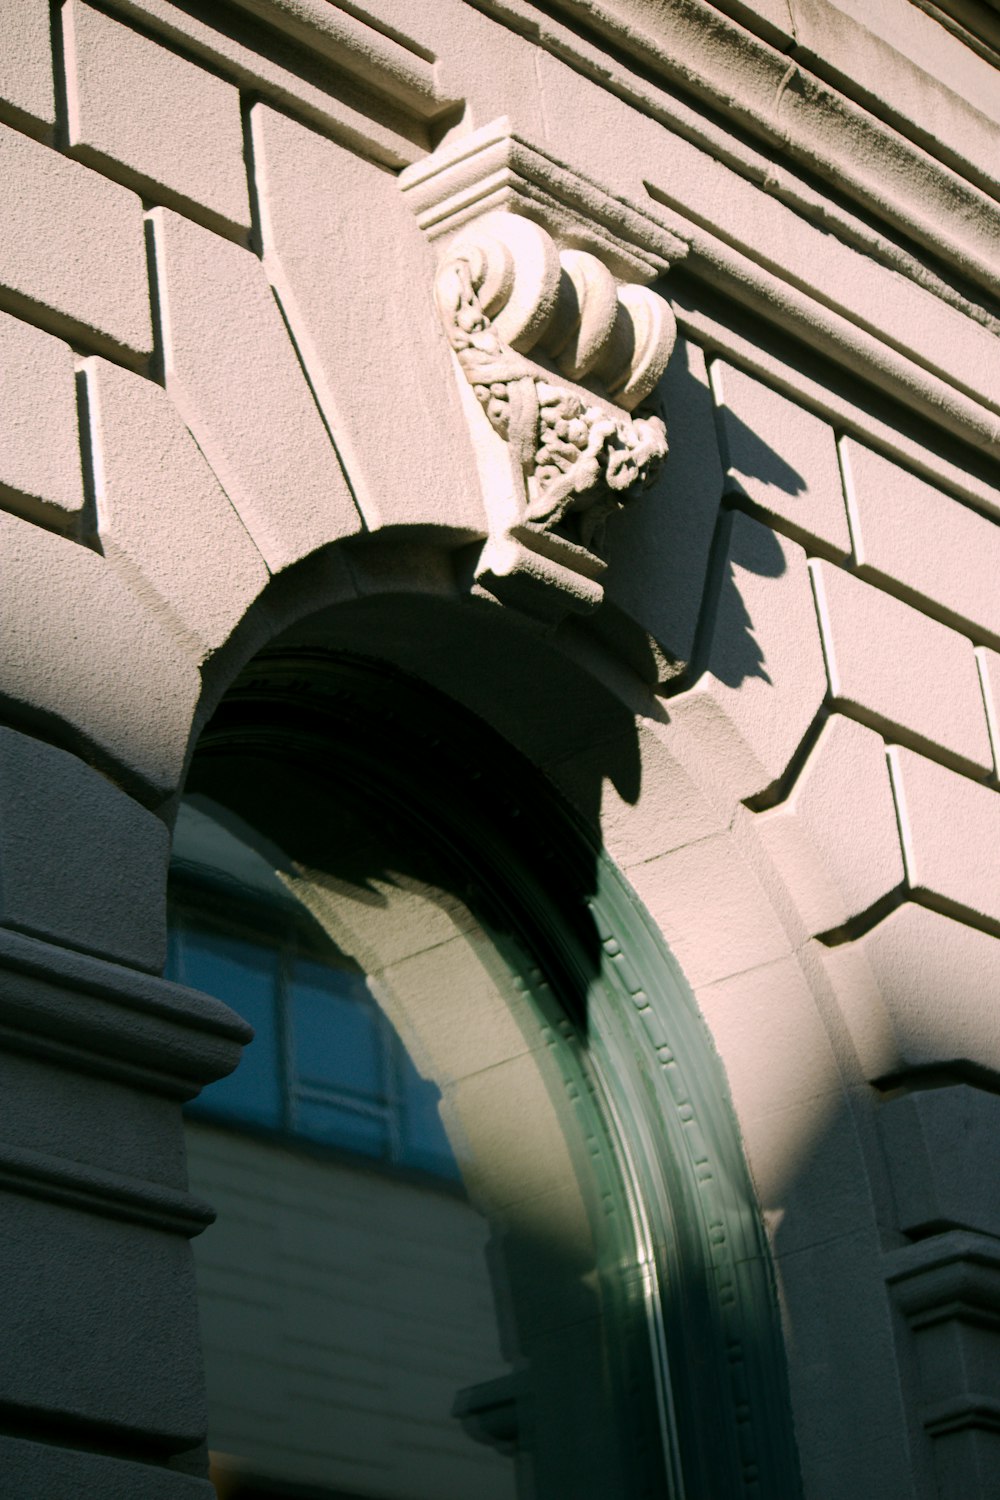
[0,523,893,1499]
[185,649,804,1497]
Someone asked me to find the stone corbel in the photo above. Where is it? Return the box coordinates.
[401,120,688,623]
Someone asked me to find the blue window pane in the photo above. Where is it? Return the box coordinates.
[290,957,383,1100]
[398,1056,461,1180]
[294,1096,389,1159]
[176,925,283,1128]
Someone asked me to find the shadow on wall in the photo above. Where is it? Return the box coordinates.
[182,651,651,1498]
[170,316,816,1497]
[178,611,801,1499]
[598,334,794,695]
[748,1069,921,1499]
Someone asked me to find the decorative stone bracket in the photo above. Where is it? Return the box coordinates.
[401,120,688,622]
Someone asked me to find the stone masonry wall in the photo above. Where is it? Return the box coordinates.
[1,4,1000,1499]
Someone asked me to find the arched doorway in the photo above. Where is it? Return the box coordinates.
[170,650,801,1500]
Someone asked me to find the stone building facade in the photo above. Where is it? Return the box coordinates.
[1,1,999,1497]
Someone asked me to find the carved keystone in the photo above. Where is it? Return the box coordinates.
[402,121,687,623]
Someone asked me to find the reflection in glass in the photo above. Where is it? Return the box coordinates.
[169,800,458,1179]
[169,797,515,1500]
[171,702,659,1500]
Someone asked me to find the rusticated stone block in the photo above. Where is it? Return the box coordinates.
[626,829,791,989]
[0,309,83,524]
[86,357,267,655]
[250,103,483,536]
[887,1233,1000,1500]
[670,511,827,801]
[757,714,903,930]
[712,358,851,557]
[779,1228,915,1494]
[889,746,1000,926]
[0,0,55,138]
[0,727,168,971]
[153,208,362,571]
[931,1426,1000,1500]
[842,904,1000,1079]
[812,561,992,777]
[64,1,250,236]
[0,1193,207,1444]
[0,121,150,359]
[602,336,724,669]
[880,1085,1000,1239]
[842,437,1000,649]
[0,509,200,796]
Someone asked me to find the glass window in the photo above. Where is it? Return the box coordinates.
[167,798,461,1183]
[173,677,679,1500]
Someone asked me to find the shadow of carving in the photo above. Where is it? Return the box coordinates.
[177,633,801,1500]
[594,331,794,695]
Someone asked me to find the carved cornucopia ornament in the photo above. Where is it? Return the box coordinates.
[433,211,677,616]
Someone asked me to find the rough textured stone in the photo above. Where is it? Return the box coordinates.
[626,829,791,989]
[812,561,992,777]
[0,727,168,971]
[758,714,903,928]
[698,955,844,1123]
[889,747,1000,927]
[670,512,827,800]
[64,1,250,236]
[842,438,1000,649]
[712,358,851,557]
[0,1436,212,1498]
[698,959,902,1475]
[0,309,83,524]
[790,0,1000,196]
[752,812,852,939]
[0,1047,188,1192]
[86,357,267,655]
[250,104,483,535]
[602,336,724,667]
[0,122,150,359]
[0,0,55,137]
[0,510,200,796]
[775,1228,916,1500]
[880,1085,1000,1239]
[0,1194,207,1442]
[153,208,361,572]
[854,904,1000,1077]
[548,723,722,870]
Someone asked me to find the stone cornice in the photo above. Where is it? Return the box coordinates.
[104,0,455,165]
[222,0,455,120]
[401,116,688,283]
[465,2,1000,460]
[489,0,1000,300]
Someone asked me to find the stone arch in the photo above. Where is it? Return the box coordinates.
[171,529,908,1498]
[174,595,807,1498]
[0,79,920,1498]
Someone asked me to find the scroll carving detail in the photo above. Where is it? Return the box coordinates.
[432,211,677,617]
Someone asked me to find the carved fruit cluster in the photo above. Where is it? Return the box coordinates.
[435,213,673,548]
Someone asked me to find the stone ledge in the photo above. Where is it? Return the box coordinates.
[0,1137,214,1237]
[0,1433,214,1498]
[886,1230,1000,1320]
[0,926,251,1099]
[401,115,688,284]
